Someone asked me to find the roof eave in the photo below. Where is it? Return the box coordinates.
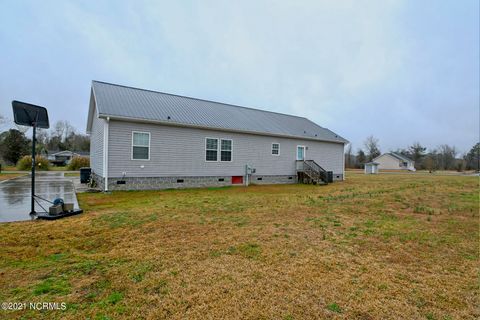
[86,86,98,134]
[391,153,414,162]
[99,113,348,144]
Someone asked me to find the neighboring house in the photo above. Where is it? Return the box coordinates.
[47,150,90,166]
[86,81,348,191]
[373,153,416,171]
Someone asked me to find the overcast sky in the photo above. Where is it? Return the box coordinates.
[0,0,478,153]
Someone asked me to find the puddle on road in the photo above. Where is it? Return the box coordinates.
[0,172,80,223]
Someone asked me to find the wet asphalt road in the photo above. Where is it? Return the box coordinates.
[0,172,80,223]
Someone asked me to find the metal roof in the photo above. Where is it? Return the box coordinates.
[389,152,413,162]
[373,153,414,163]
[90,81,348,144]
[47,150,90,156]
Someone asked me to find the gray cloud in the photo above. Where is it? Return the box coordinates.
[0,0,478,153]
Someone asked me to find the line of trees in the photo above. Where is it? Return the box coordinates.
[0,119,89,165]
[345,136,480,171]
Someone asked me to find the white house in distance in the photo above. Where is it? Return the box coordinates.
[46,150,90,166]
[86,81,348,191]
[373,152,416,171]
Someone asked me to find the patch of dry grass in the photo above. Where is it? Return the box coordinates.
[0,173,24,181]
[0,174,478,319]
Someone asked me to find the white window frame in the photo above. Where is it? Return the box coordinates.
[220,138,233,162]
[205,137,219,162]
[271,143,280,156]
[296,145,306,161]
[131,131,151,161]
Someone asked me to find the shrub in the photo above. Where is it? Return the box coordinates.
[68,156,90,170]
[17,155,50,171]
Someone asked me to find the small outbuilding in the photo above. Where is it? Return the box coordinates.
[364,162,379,174]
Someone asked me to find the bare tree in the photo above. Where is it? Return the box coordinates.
[52,120,75,142]
[364,136,381,162]
[424,152,438,172]
[345,144,353,168]
[36,129,49,155]
[64,132,90,151]
[438,145,457,170]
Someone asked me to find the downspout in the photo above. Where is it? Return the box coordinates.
[343,143,346,180]
[103,117,110,191]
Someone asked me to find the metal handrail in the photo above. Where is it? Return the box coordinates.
[305,160,327,173]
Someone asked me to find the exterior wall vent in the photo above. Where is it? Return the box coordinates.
[232,176,243,184]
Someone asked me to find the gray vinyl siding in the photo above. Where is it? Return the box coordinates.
[89,109,104,177]
[106,120,344,178]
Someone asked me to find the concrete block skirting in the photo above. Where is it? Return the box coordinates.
[91,172,105,190]
[91,173,343,191]
[250,175,297,185]
[96,174,297,191]
[107,176,232,191]
[333,173,344,181]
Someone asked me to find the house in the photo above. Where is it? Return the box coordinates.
[364,162,379,174]
[86,81,348,191]
[373,153,416,171]
[47,150,90,166]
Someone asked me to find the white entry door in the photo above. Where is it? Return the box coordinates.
[296,146,305,160]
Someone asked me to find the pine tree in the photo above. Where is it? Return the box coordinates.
[0,129,30,164]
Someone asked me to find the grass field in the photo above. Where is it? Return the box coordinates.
[0,172,24,181]
[64,172,80,177]
[0,174,478,319]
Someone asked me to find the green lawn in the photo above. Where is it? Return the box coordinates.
[64,172,80,177]
[49,166,70,171]
[0,174,478,319]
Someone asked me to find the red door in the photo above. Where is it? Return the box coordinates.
[231,176,243,184]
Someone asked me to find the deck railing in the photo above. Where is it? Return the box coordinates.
[296,160,328,184]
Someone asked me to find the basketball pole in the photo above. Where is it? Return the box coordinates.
[30,116,37,215]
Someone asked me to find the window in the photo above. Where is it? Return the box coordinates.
[272,143,280,155]
[132,132,150,160]
[206,138,232,162]
[221,139,232,161]
[206,138,218,161]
